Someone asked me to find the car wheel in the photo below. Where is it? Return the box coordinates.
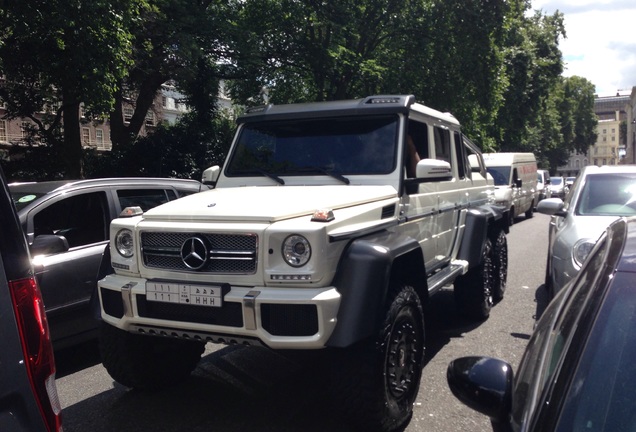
[525,202,534,218]
[99,322,205,390]
[491,229,507,302]
[330,284,425,432]
[544,253,554,298]
[455,237,494,320]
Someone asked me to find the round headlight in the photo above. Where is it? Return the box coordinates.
[115,229,134,258]
[282,235,311,267]
[573,239,595,268]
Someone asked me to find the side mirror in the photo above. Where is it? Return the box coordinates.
[537,197,567,217]
[467,154,481,173]
[415,158,453,181]
[30,234,70,256]
[447,356,513,422]
[202,165,221,187]
[515,178,522,188]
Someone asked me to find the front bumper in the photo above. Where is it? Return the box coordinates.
[98,274,341,349]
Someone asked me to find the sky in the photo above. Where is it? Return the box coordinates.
[531,0,636,96]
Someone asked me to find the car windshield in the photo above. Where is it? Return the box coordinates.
[225,115,399,178]
[551,177,563,185]
[9,181,70,212]
[575,173,636,216]
[10,191,47,211]
[486,166,510,186]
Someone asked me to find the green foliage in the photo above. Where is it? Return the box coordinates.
[85,111,235,180]
[0,0,601,179]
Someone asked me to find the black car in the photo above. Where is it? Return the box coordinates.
[9,177,206,349]
[0,166,62,431]
[447,216,636,432]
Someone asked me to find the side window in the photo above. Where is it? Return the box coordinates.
[406,120,429,178]
[464,137,487,179]
[433,126,451,164]
[117,189,173,212]
[454,132,467,180]
[511,234,609,425]
[32,192,108,248]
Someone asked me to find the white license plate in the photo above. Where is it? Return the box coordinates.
[146,282,222,307]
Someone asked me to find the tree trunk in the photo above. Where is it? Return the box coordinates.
[61,92,83,179]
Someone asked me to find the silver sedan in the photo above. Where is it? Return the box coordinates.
[537,165,636,297]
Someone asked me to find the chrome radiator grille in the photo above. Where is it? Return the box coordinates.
[141,232,258,274]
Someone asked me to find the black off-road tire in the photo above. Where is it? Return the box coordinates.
[99,322,205,390]
[455,237,494,320]
[491,229,508,302]
[331,285,425,432]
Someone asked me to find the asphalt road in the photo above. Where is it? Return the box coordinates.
[54,213,551,432]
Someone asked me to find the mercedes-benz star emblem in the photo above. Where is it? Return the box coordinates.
[180,237,208,270]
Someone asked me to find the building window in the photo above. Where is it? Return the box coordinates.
[21,122,30,140]
[603,158,607,165]
[575,159,580,168]
[145,111,155,127]
[123,107,134,122]
[611,158,615,165]
[0,120,6,142]
[603,129,607,134]
[603,137,607,142]
[162,96,167,108]
[82,128,90,145]
[594,158,598,165]
[96,129,104,146]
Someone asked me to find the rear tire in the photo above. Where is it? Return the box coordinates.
[455,237,494,320]
[99,323,205,390]
[331,284,425,432]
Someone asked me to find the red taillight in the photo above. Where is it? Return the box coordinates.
[9,277,62,432]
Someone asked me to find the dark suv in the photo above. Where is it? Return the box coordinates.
[0,166,62,431]
[10,177,206,349]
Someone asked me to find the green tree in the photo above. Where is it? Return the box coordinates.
[108,0,235,151]
[0,0,141,178]
[544,76,597,170]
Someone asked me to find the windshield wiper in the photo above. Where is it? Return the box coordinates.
[233,168,285,185]
[250,169,285,185]
[291,166,350,185]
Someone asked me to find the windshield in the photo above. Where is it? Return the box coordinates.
[225,115,398,178]
[576,173,636,216]
[10,190,47,212]
[551,177,563,186]
[486,166,510,186]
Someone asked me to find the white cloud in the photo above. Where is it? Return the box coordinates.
[531,0,636,95]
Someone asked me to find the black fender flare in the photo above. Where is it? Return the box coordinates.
[457,205,507,270]
[326,230,425,348]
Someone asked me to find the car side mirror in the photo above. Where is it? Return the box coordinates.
[202,165,220,187]
[515,178,522,188]
[415,158,453,181]
[537,198,567,217]
[447,356,513,422]
[30,234,70,256]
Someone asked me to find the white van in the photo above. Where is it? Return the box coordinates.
[483,152,538,224]
[536,169,552,202]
